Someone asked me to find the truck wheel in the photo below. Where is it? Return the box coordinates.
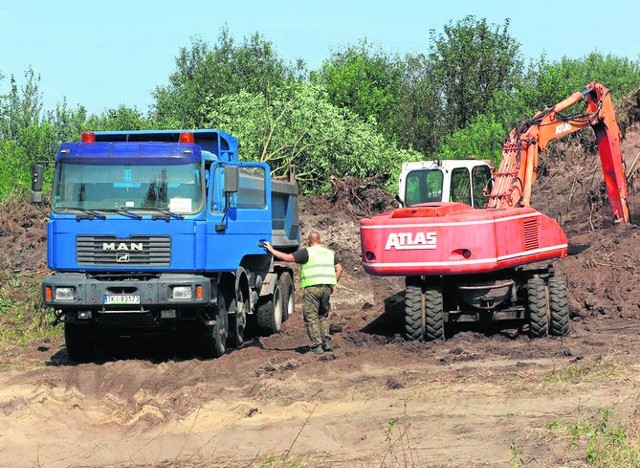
[424,285,444,341]
[279,272,294,322]
[404,277,424,340]
[200,301,228,358]
[228,288,248,348]
[64,321,96,362]
[256,283,283,335]
[527,278,549,339]
[548,277,569,336]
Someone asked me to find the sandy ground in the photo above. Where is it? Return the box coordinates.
[1,271,640,467]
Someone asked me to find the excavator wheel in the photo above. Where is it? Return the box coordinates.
[424,285,444,341]
[527,278,549,339]
[404,277,444,341]
[404,277,424,340]
[548,277,569,336]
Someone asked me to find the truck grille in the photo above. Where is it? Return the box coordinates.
[77,236,171,266]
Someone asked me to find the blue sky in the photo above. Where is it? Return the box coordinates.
[1,0,638,115]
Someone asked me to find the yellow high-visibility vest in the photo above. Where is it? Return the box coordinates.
[300,245,337,288]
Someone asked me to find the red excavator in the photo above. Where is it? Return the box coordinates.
[360,81,629,340]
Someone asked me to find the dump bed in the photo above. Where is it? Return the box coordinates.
[271,178,299,251]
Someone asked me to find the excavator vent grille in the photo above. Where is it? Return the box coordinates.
[523,219,539,250]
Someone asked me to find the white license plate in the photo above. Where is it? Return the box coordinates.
[104,294,141,305]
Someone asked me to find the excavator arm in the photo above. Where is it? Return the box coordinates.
[487,81,629,223]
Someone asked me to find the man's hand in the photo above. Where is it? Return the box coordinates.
[262,241,272,251]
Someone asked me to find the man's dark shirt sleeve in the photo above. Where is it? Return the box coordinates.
[291,248,309,264]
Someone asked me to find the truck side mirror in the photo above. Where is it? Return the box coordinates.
[224,166,239,193]
[31,163,45,204]
[216,165,239,233]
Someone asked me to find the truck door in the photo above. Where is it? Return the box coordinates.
[207,163,272,270]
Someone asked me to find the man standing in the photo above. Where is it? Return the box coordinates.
[263,231,343,355]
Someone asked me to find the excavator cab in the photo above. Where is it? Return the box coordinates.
[398,159,492,208]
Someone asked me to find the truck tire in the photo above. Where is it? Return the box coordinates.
[548,277,569,336]
[279,272,294,322]
[404,277,424,340]
[256,283,283,335]
[527,278,548,339]
[64,321,96,362]
[199,301,228,358]
[424,285,444,341]
[228,287,248,348]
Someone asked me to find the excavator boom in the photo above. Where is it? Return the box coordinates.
[487,81,629,223]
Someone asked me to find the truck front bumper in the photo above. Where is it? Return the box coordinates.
[43,272,215,312]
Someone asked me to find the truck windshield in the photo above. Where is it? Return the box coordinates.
[405,169,444,206]
[52,160,203,214]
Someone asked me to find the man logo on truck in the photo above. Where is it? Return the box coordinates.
[102,242,143,251]
[385,232,437,250]
[116,252,131,263]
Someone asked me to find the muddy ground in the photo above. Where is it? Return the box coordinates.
[1,110,640,466]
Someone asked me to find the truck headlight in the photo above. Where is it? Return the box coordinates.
[55,287,76,300]
[171,286,192,300]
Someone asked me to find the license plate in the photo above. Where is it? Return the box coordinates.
[104,294,140,305]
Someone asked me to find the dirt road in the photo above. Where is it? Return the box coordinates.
[1,270,639,467]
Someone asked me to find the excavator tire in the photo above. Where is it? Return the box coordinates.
[548,277,569,336]
[424,285,444,341]
[404,277,424,340]
[527,278,549,339]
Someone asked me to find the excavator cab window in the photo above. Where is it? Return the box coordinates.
[472,165,492,208]
[449,168,472,206]
[405,169,444,206]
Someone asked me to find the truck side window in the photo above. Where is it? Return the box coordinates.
[237,167,266,209]
[450,168,472,206]
[472,165,492,208]
[211,166,266,212]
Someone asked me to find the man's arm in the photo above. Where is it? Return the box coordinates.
[263,241,296,263]
[335,263,343,283]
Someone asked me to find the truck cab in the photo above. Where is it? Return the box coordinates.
[35,129,299,361]
[397,159,492,208]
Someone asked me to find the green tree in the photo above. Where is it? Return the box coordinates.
[435,113,506,163]
[85,105,152,131]
[311,41,404,139]
[428,16,524,132]
[153,26,303,128]
[0,68,43,140]
[394,53,442,154]
[0,68,58,196]
[514,52,640,117]
[205,83,419,193]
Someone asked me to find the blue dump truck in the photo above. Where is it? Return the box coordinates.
[31,129,299,361]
